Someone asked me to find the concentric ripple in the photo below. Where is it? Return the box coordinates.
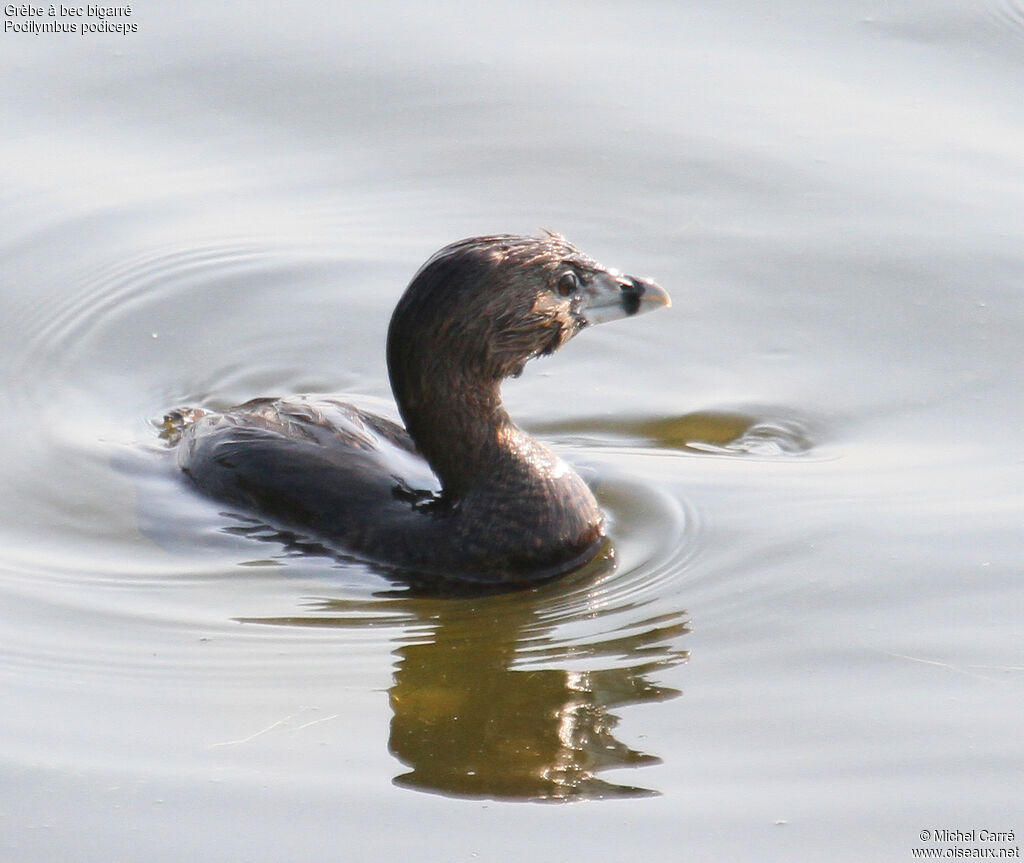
[0,219,836,802]
[8,239,372,428]
[1,226,706,801]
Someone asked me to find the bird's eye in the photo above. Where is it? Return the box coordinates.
[557,271,578,297]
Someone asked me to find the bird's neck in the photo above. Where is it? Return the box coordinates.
[392,365,534,500]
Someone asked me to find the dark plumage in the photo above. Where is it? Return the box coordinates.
[165,233,669,586]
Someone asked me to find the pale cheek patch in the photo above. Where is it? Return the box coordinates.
[529,293,563,316]
[530,294,576,355]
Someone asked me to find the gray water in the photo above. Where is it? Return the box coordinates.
[1,1,1022,861]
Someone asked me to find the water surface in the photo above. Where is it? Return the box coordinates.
[1,1,1022,861]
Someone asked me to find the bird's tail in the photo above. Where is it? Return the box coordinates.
[158,406,206,444]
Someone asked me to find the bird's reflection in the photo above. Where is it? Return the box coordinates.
[247,566,689,802]
[389,632,681,800]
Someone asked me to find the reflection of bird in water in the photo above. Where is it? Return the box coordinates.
[164,233,669,587]
[389,653,675,800]
[236,568,689,800]
[386,604,687,801]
